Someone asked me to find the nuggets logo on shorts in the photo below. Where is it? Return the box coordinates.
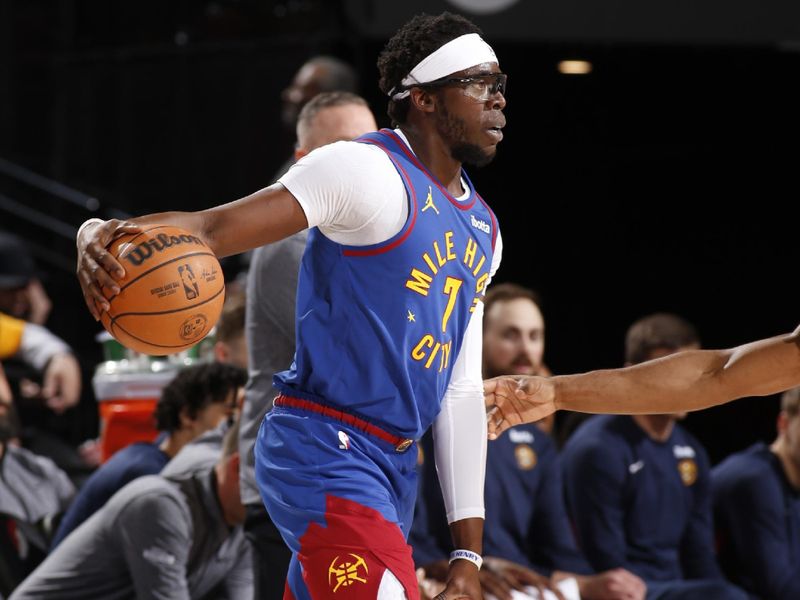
[514,444,537,471]
[328,553,369,592]
[677,458,698,486]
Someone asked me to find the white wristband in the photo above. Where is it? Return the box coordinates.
[76,218,104,245]
[449,549,482,570]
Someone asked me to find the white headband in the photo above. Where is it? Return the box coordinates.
[390,33,499,99]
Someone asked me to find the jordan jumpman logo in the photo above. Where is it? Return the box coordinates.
[422,186,439,214]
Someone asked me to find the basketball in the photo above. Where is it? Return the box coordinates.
[99,224,225,355]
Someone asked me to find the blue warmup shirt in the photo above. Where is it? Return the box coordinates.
[274,129,498,439]
[408,442,446,568]
[712,442,800,599]
[483,425,592,575]
[561,415,721,582]
[50,441,168,549]
[410,426,591,576]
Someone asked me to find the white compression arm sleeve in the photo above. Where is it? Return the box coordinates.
[432,231,502,523]
[433,301,488,522]
[278,140,407,246]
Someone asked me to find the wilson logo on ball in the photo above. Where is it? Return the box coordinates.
[123,233,208,267]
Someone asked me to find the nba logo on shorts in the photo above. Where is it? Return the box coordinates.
[338,431,350,450]
[178,264,199,300]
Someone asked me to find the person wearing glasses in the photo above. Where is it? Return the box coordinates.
[76,11,506,599]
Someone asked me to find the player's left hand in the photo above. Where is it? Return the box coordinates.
[484,375,556,439]
[434,559,482,599]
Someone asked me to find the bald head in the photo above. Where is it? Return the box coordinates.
[281,56,359,129]
[295,91,377,159]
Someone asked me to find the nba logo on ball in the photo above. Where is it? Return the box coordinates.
[178,264,200,300]
[100,225,225,355]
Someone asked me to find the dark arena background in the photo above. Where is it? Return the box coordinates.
[2,0,800,461]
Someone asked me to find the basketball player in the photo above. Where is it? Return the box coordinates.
[76,12,505,600]
[239,91,378,600]
[484,327,800,439]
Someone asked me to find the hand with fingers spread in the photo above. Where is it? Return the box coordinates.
[484,376,556,440]
[482,556,565,600]
[75,218,142,320]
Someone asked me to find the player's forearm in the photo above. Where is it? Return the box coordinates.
[553,328,800,414]
[551,353,730,415]
[448,517,483,556]
[121,210,235,257]
[434,307,487,521]
[81,184,308,260]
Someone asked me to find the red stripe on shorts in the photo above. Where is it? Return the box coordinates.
[298,495,419,599]
[273,394,413,452]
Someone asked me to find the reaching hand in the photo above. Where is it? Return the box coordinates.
[484,376,557,439]
[75,219,141,320]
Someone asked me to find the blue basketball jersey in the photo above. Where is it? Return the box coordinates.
[274,129,498,439]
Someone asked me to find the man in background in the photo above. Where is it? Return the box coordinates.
[273,56,360,180]
[561,314,746,600]
[414,285,645,600]
[11,421,251,600]
[712,386,800,599]
[0,232,81,417]
[0,364,74,596]
[0,232,52,325]
[51,361,246,548]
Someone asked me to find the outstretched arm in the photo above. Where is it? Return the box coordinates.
[76,184,307,319]
[486,326,800,438]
